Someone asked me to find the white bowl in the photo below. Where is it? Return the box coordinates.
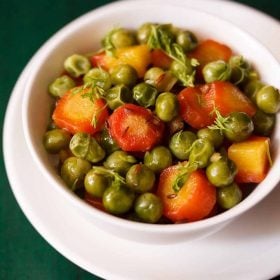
[22,0,280,244]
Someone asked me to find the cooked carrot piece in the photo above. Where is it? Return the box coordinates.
[189,39,232,66]
[91,45,151,77]
[108,103,164,152]
[52,90,108,135]
[178,81,256,129]
[228,136,271,183]
[157,165,216,222]
[151,49,173,69]
[200,81,256,117]
[189,39,233,80]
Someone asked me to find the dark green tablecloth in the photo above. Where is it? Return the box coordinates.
[1,0,279,279]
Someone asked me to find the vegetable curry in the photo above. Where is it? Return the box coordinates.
[43,23,280,224]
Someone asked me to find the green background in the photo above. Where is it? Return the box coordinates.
[0,0,279,279]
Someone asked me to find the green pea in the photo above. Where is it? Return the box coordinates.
[246,69,259,81]
[223,112,254,142]
[133,82,158,107]
[176,30,198,52]
[126,164,156,193]
[83,68,111,90]
[229,56,248,68]
[155,92,179,122]
[103,151,137,175]
[197,128,224,148]
[103,185,135,215]
[217,183,242,209]
[144,67,177,92]
[105,84,133,110]
[48,75,76,98]
[144,146,173,173]
[189,138,214,168]
[202,60,231,83]
[256,85,280,114]
[144,67,164,83]
[243,79,264,103]
[110,64,138,87]
[170,60,193,82]
[206,157,237,187]
[110,28,136,48]
[158,24,177,42]
[169,130,197,160]
[229,55,251,85]
[61,157,91,190]
[70,132,105,163]
[252,109,276,136]
[138,23,176,44]
[43,129,71,154]
[137,23,154,44]
[64,54,91,78]
[84,169,111,198]
[99,128,120,155]
[134,193,163,223]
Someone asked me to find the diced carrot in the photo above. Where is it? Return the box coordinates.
[151,49,173,69]
[91,52,108,70]
[91,45,151,77]
[228,136,271,183]
[52,89,108,135]
[189,39,233,67]
[200,81,256,117]
[157,165,216,222]
[178,86,213,129]
[108,103,164,152]
[178,81,256,129]
[189,39,233,80]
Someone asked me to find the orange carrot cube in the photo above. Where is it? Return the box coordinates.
[91,45,151,78]
[228,136,271,183]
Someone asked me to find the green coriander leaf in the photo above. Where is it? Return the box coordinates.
[147,25,162,49]
[172,161,198,193]
[72,82,106,100]
[90,102,107,128]
[172,43,187,64]
[71,83,108,129]
[147,24,198,87]
[91,166,126,185]
[208,108,230,131]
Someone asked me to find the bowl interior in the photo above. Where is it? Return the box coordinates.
[22,0,280,239]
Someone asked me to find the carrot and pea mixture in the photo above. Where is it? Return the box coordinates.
[43,23,280,224]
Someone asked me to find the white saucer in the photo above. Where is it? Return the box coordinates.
[3,0,280,279]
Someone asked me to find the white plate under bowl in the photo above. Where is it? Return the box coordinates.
[3,0,280,279]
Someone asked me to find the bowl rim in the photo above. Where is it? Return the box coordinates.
[21,0,280,234]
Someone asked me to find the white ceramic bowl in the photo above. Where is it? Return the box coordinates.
[22,0,280,244]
